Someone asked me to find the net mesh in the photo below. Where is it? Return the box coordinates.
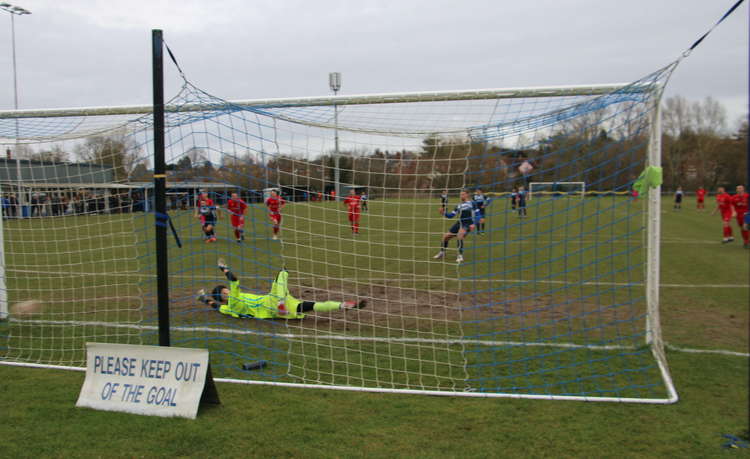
[0,62,677,400]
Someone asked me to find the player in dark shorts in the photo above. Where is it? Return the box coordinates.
[195,191,218,243]
[360,191,368,212]
[472,188,491,234]
[673,187,683,210]
[517,186,527,217]
[433,189,476,264]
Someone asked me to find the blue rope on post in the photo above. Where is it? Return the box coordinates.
[153,211,182,248]
[684,0,745,55]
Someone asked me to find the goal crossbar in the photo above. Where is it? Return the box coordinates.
[0,83,647,120]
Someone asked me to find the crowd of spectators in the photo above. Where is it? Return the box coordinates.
[1,191,141,218]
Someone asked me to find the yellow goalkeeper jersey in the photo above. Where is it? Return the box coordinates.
[218,270,303,319]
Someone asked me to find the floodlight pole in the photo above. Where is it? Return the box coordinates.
[152,29,170,346]
[0,2,29,319]
[329,72,341,201]
[0,3,30,215]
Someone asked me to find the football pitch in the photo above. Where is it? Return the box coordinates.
[0,196,747,456]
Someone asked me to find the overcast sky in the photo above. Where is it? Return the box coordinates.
[0,0,747,128]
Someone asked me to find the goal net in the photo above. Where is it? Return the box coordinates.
[0,61,677,402]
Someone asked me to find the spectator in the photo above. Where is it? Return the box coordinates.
[8,194,17,218]
[1,194,9,219]
[30,193,39,217]
[51,194,62,216]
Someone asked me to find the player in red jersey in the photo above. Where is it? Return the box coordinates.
[696,186,707,210]
[711,186,734,243]
[343,188,362,234]
[194,191,218,243]
[226,192,248,243]
[265,189,285,240]
[730,185,749,248]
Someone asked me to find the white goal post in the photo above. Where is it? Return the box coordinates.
[0,70,676,403]
[528,182,586,200]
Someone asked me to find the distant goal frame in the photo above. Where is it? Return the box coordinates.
[527,181,587,200]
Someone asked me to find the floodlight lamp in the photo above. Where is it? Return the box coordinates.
[329,72,341,92]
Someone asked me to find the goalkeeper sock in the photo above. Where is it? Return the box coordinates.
[223,270,238,282]
[313,301,342,312]
[457,239,464,254]
[442,240,448,249]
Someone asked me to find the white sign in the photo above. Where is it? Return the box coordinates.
[76,343,216,419]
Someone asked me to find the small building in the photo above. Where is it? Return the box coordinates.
[0,158,238,216]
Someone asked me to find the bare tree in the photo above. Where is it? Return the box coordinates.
[29,144,68,162]
[691,96,727,135]
[662,95,691,138]
[185,146,208,165]
[74,131,142,181]
[662,95,732,189]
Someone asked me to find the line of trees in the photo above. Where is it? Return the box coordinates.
[256,96,746,195]
[661,96,747,190]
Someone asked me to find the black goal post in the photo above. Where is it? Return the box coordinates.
[152,29,170,347]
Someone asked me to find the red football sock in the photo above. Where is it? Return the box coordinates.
[723,226,732,237]
[742,230,749,243]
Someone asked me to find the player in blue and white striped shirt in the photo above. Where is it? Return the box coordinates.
[517,185,527,217]
[434,190,476,263]
[472,188,491,235]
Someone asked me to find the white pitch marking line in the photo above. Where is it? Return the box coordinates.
[5,269,747,288]
[6,318,749,358]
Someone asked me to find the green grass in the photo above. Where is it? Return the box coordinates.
[0,350,747,457]
[0,196,748,456]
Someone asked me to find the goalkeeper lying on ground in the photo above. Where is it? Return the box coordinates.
[198,259,366,319]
